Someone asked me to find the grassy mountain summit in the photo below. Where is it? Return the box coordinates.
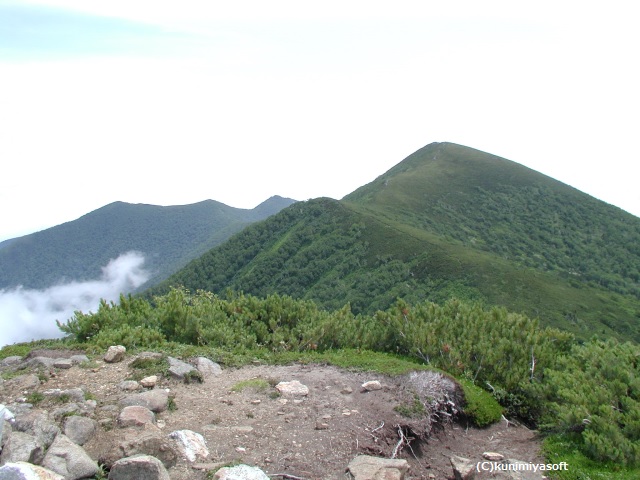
[345,142,640,298]
[0,195,296,290]
[153,143,640,342]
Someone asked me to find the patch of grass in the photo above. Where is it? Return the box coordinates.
[84,391,97,401]
[183,369,204,384]
[394,394,427,418]
[457,378,502,427]
[26,392,44,405]
[231,378,271,393]
[128,356,169,380]
[1,368,27,380]
[167,396,177,412]
[79,360,100,370]
[56,393,71,404]
[542,433,640,479]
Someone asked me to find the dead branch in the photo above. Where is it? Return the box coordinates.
[391,425,407,459]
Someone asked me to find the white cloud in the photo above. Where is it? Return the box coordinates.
[0,252,149,347]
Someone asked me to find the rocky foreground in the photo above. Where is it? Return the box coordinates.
[0,346,546,479]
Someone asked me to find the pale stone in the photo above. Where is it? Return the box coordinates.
[361,380,382,391]
[104,345,126,363]
[120,389,169,413]
[108,454,170,480]
[140,376,158,388]
[118,406,156,428]
[348,455,410,480]
[0,461,64,480]
[169,429,209,462]
[63,415,97,445]
[42,434,99,480]
[275,380,309,396]
[450,455,476,480]
[214,464,269,480]
[483,451,505,461]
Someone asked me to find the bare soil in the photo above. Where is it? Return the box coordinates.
[1,352,545,479]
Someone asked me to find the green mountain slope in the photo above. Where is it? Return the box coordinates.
[151,143,640,342]
[0,195,296,290]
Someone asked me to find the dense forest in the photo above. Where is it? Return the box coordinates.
[0,196,295,290]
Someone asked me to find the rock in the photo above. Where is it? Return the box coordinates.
[214,464,270,480]
[275,380,309,396]
[108,454,170,480]
[12,410,59,451]
[120,390,169,413]
[166,357,201,382]
[104,346,126,363]
[1,404,15,446]
[347,455,409,480]
[194,357,222,377]
[69,355,90,365]
[117,431,179,469]
[118,406,156,428]
[64,415,97,445]
[42,388,85,404]
[139,376,158,388]
[52,359,73,369]
[169,429,209,462]
[41,434,99,480]
[341,386,353,394]
[361,380,382,391]
[25,357,55,369]
[0,461,64,480]
[51,405,80,422]
[0,356,23,367]
[450,455,476,480]
[119,381,141,392]
[0,431,43,464]
[483,452,505,461]
[5,374,40,391]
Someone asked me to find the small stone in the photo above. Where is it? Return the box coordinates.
[275,380,309,396]
[140,376,158,388]
[169,430,209,463]
[104,345,126,363]
[315,422,329,430]
[119,380,142,392]
[341,386,353,394]
[361,380,382,391]
[215,465,269,480]
[450,455,475,480]
[251,400,261,405]
[483,451,504,461]
[235,446,246,453]
[109,454,170,480]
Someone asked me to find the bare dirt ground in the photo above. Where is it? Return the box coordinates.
[2,352,545,479]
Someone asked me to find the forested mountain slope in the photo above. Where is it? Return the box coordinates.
[152,143,640,342]
[0,195,296,290]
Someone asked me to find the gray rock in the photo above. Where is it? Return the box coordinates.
[64,416,97,446]
[0,356,23,367]
[169,430,209,462]
[108,455,170,480]
[0,432,43,464]
[25,357,55,369]
[194,357,222,377]
[52,359,72,369]
[0,461,64,480]
[347,455,409,480]
[120,390,169,413]
[51,404,80,422]
[118,406,156,428]
[166,357,199,381]
[69,355,90,365]
[119,381,141,392]
[42,388,85,404]
[104,346,126,363]
[214,465,269,480]
[275,380,309,396]
[450,455,476,480]
[41,434,99,480]
[117,432,178,469]
[12,411,59,452]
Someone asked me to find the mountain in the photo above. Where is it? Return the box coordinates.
[0,195,296,290]
[151,143,640,342]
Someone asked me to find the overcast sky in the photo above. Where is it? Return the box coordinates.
[1,0,638,242]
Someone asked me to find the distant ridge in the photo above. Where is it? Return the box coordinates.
[153,142,640,342]
[0,195,296,290]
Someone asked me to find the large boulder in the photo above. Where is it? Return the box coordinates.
[0,432,43,465]
[120,390,169,413]
[0,461,64,480]
[166,357,201,382]
[275,380,309,396]
[194,357,222,378]
[347,455,409,480]
[63,416,97,446]
[108,454,170,480]
[41,434,99,480]
[450,455,476,480]
[117,406,156,428]
[168,430,209,463]
[104,346,126,364]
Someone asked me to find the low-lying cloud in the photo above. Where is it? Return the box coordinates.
[0,252,149,347]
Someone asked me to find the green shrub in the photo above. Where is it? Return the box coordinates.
[458,378,503,427]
